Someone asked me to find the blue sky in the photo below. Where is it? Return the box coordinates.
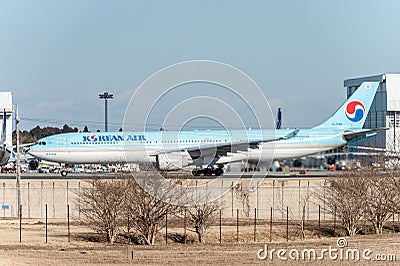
[1,1,400,131]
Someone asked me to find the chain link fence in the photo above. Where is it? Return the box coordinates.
[1,180,82,219]
[0,179,331,221]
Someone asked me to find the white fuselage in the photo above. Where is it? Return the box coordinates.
[27,129,346,165]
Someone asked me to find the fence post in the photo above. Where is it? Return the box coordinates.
[78,182,81,219]
[127,213,130,244]
[256,181,259,218]
[183,208,187,244]
[253,208,256,242]
[307,180,310,220]
[298,180,301,219]
[333,205,336,237]
[393,214,395,234]
[286,206,289,242]
[231,181,234,217]
[67,204,70,242]
[45,204,48,243]
[2,182,5,218]
[318,205,321,239]
[19,205,22,242]
[52,182,55,218]
[27,182,30,218]
[323,179,326,220]
[221,180,224,217]
[165,211,168,245]
[281,182,284,220]
[363,219,366,235]
[15,183,18,217]
[272,180,275,220]
[195,180,198,203]
[66,181,69,207]
[41,181,43,218]
[219,209,222,244]
[331,184,334,221]
[269,207,272,242]
[236,209,239,242]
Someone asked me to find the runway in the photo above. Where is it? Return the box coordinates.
[0,171,331,180]
[0,173,119,180]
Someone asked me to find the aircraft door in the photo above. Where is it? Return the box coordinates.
[57,137,66,148]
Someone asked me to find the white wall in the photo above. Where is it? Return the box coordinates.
[0,92,13,146]
[385,74,400,111]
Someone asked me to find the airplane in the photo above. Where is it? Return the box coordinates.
[27,81,384,176]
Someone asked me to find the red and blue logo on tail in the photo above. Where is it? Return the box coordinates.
[345,100,365,123]
[313,82,379,129]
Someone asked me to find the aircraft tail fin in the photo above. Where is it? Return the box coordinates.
[276,108,282,129]
[313,82,380,130]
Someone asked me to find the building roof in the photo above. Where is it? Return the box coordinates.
[344,74,385,87]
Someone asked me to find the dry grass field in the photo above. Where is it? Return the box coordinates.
[0,175,398,265]
[0,218,399,265]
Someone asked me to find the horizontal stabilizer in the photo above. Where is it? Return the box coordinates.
[342,127,388,141]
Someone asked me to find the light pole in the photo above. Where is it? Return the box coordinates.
[99,91,113,132]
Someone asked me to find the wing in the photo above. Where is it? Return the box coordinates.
[151,129,299,160]
[187,129,299,160]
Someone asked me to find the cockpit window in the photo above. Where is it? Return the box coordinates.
[38,141,46,145]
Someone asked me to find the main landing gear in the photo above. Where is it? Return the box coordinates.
[192,167,224,177]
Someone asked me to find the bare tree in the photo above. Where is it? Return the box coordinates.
[356,144,400,234]
[186,194,221,243]
[363,172,398,234]
[232,182,250,217]
[125,172,184,245]
[389,173,400,212]
[297,194,310,239]
[79,178,129,244]
[318,172,367,237]
[319,165,398,236]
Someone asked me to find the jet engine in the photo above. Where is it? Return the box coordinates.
[156,151,192,170]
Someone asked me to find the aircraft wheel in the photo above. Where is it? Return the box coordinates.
[214,168,223,176]
[192,169,202,176]
[327,156,336,165]
[60,170,68,177]
[293,159,302,168]
[203,168,213,176]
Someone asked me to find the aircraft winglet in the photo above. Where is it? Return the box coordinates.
[281,129,299,140]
